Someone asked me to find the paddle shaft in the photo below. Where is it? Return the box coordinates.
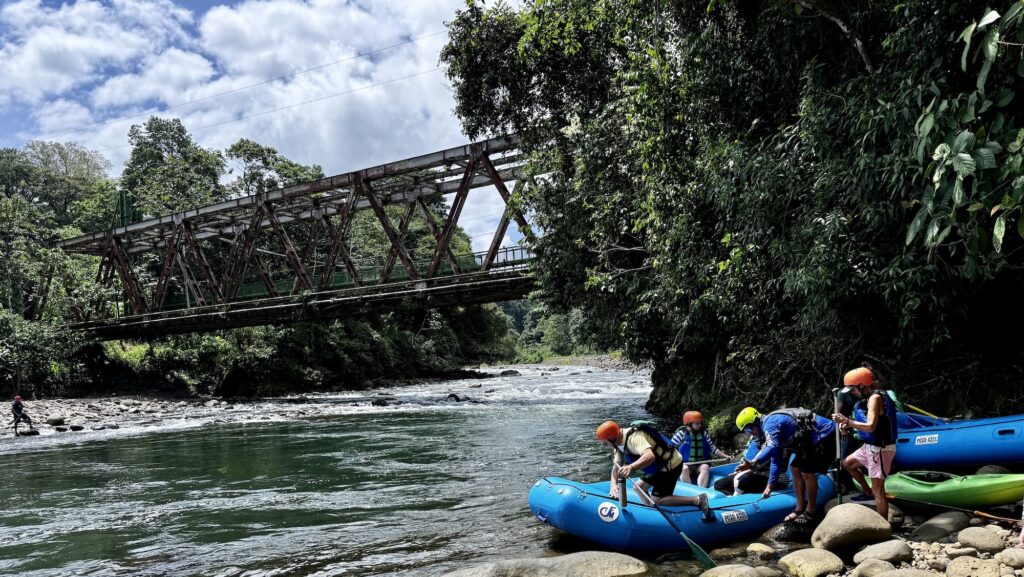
[627,477,717,569]
[833,387,843,505]
[684,457,731,467]
[884,493,1022,525]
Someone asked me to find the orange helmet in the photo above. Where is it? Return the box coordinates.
[844,367,875,387]
[683,411,703,425]
[596,420,621,441]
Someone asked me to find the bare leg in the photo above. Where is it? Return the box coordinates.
[791,466,806,512]
[681,464,692,484]
[733,470,752,495]
[872,477,888,519]
[632,479,650,502]
[803,473,819,514]
[697,464,711,488]
[844,454,872,496]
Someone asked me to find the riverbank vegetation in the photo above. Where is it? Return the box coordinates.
[442,0,1024,417]
[0,119,517,398]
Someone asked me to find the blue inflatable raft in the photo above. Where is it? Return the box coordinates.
[528,462,836,551]
[894,413,1024,469]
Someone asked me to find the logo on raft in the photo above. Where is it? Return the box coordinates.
[915,434,939,446]
[598,502,620,522]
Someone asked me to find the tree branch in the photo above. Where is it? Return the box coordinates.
[797,0,874,74]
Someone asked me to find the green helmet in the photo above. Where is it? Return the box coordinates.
[735,407,762,430]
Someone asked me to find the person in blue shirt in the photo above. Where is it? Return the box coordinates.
[733,406,836,524]
[669,410,731,487]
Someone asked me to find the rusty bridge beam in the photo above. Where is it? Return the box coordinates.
[151,223,184,311]
[264,202,312,292]
[426,151,480,278]
[182,221,223,302]
[380,199,416,283]
[479,154,536,244]
[319,187,363,290]
[416,198,462,275]
[359,173,419,281]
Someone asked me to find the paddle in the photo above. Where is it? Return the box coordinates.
[684,457,733,467]
[627,477,717,569]
[832,387,843,505]
[883,493,1022,525]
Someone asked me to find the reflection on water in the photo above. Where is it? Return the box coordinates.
[0,366,657,577]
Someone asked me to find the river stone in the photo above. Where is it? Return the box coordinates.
[700,564,762,577]
[778,548,844,577]
[996,549,1024,569]
[69,425,84,431]
[440,551,647,577]
[711,546,748,560]
[748,543,776,559]
[976,465,1012,475]
[873,571,938,577]
[851,559,896,577]
[765,521,816,543]
[812,503,892,551]
[755,568,784,577]
[17,428,40,436]
[45,415,64,426]
[912,512,971,542]
[944,547,978,559]
[928,558,949,571]
[500,369,521,376]
[54,426,67,432]
[945,555,1000,577]
[854,540,914,564]
[958,527,1006,554]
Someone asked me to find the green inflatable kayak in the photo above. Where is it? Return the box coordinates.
[885,471,1024,508]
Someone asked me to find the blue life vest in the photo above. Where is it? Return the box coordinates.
[853,390,898,446]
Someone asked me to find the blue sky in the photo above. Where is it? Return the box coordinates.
[0,0,523,250]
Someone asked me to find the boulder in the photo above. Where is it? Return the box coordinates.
[851,559,896,577]
[996,549,1024,569]
[700,565,762,577]
[764,522,816,543]
[16,429,40,436]
[748,543,776,559]
[69,425,84,431]
[500,370,521,376]
[811,503,892,551]
[755,567,784,577]
[945,556,1000,577]
[911,512,971,542]
[873,571,937,577]
[854,540,914,564]
[778,548,844,577]
[957,527,1006,554]
[944,547,978,559]
[54,426,67,432]
[710,546,748,561]
[440,552,647,577]
[45,415,64,426]
[927,558,949,571]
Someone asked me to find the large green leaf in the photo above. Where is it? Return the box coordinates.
[953,131,976,154]
[977,31,1000,93]
[952,153,977,176]
[972,147,997,170]
[977,10,1001,28]
[994,215,1006,252]
[906,206,929,246]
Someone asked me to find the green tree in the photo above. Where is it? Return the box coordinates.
[121,117,226,217]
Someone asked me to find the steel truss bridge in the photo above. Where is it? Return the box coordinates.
[53,136,536,340]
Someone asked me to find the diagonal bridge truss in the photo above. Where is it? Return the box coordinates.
[55,136,537,339]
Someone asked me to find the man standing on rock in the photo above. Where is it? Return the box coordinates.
[831,366,898,520]
[10,395,33,435]
[734,406,836,524]
[596,420,711,518]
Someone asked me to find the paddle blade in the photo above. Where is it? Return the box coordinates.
[683,533,717,569]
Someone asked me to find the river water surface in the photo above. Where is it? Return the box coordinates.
[0,366,665,577]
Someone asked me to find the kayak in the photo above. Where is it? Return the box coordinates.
[528,462,836,551]
[885,471,1024,508]
[893,414,1024,469]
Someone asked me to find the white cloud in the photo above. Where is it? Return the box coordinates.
[91,48,215,109]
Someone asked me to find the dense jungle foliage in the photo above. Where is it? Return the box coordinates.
[0,118,518,399]
[443,0,1024,418]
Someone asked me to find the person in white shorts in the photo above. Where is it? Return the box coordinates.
[831,365,897,520]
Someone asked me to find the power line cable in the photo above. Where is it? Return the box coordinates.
[94,67,444,153]
[40,30,446,141]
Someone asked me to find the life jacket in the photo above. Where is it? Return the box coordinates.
[767,408,818,450]
[853,390,898,446]
[622,423,678,475]
[673,427,713,463]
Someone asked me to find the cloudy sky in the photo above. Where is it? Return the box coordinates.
[0,0,523,250]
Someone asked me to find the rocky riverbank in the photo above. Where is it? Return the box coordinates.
[444,501,1024,577]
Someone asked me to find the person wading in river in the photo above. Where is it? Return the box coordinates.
[596,420,710,518]
[831,365,898,520]
[11,395,34,436]
[734,406,836,524]
[670,410,731,488]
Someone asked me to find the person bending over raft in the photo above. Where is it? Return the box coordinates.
[831,365,898,520]
[713,436,788,496]
[596,420,710,517]
[734,407,836,524]
[670,410,731,488]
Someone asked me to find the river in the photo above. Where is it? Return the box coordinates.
[0,365,686,577]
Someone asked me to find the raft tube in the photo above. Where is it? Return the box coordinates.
[528,463,836,551]
[893,414,1024,469]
